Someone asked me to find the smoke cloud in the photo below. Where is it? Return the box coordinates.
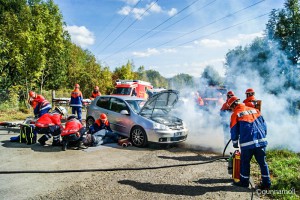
[171,44,300,153]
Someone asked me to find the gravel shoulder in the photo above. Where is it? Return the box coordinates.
[0,127,265,200]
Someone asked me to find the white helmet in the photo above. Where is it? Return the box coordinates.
[54,106,67,116]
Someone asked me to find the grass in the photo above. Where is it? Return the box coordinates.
[0,108,32,122]
[251,149,300,200]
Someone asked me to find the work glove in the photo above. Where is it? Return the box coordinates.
[233,143,239,148]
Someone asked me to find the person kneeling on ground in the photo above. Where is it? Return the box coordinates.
[35,106,67,146]
[61,115,87,151]
[88,113,118,146]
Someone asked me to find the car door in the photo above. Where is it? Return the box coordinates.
[108,97,131,136]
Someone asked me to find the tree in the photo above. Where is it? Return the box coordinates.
[112,60,137,82]
[168,73,195,90]
[266,0,300,65]
[201,65,223,86]
[0,0,70,100]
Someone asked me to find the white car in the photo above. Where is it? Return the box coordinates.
[86,90,188,147]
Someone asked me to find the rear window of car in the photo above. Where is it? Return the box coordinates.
[96,97,110,109]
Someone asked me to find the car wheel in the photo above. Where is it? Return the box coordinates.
[86,117,95,128]
[130,126,147,147]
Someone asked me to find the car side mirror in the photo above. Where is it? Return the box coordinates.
[120,110,129,115]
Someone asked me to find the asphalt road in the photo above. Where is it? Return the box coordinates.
[0,126,262,200]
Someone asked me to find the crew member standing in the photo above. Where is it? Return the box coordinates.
[28,91,52,118]
[70,84,83,122]
[228,96,271,189]
[220,90,235,145]
[243,88,257,108]
[89,86,101,100]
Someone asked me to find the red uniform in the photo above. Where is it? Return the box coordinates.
[61,118,83,136]
[90,91,101,100]
[220,101,230,111]
[243,96,256,108]
[35,113,62,128]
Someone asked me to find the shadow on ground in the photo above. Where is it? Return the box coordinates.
[118,179,251,196]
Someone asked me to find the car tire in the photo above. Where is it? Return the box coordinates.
[86,117,95,128]
[130,126,147,148]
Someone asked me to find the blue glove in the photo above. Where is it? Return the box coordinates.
[233,143,239,148]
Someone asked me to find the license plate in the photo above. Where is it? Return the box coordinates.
[174,132,183,137]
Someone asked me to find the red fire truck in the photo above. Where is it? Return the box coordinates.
[112,80,153,99]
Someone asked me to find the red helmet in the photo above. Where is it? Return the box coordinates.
[100,113,107,121]
[75,83,80,88]
[227,90,234,97]
[245,88,255,94]
[94,86,99,90]
[29,91,36,98]
[227,96,240,108]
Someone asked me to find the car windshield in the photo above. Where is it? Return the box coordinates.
[126,100,146,113]
[113,87,132,95]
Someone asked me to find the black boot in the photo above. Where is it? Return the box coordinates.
[52,135,61,146]
[78,141,87,149]
[38,135,48,146]
[62,140,68,151]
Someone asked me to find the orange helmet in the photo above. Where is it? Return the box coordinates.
[29,91,36,98]
[245,88,255,94]
[227,96,240,108]
[100,113,107,121]
[227,90,234,97]
[94,86,99,90]
[75,83,80,88]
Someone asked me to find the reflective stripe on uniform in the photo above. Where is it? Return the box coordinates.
[40,104,51,111]
[237,109,257,117]
[240,138,267,147]
[240,174,249,179]
[232,140,238,144]
[261,174,270,177]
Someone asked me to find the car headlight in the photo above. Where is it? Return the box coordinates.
[153,122,168,130]
[182,121,187,128]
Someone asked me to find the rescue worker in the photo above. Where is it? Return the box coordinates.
[228,96,271,189]
[88,113,118,146]
[35,106,67,146]
[220,90,235,111]
[61,115,87,151]
[195,91,204,107]
[220,90,235,145]
[89,86,101,101]
[70,83,83,122]
[28,91,52,118]
[243,88,257,108]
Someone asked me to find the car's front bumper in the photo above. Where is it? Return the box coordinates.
[146,128,189,144]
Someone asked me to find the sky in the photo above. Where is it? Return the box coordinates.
[53,0,286,78]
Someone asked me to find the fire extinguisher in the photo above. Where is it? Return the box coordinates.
[232,150,241,182]
[228,150,241,182]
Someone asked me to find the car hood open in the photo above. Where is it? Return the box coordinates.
[139,90,179,116]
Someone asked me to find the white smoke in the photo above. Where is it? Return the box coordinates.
[171,43,300,153]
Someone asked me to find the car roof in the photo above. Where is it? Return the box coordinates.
[95,95,145,101]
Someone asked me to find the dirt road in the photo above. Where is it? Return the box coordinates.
[0,127,262,200]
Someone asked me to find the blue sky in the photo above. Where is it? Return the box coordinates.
[53,0,286,78]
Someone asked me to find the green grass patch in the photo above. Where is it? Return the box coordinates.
[251,149,300,200]
[0,108,31,122]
